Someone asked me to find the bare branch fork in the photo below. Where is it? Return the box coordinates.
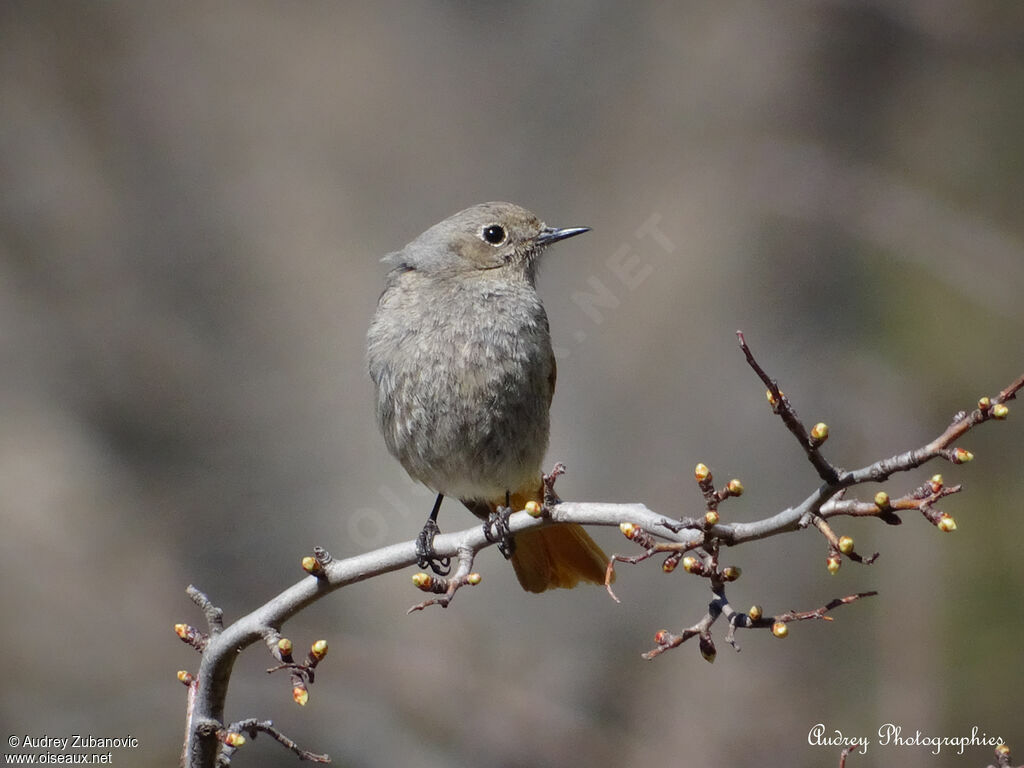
[176,334,1022,767]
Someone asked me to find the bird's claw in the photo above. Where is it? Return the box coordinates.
[416,518,451,576]
[483,506,516,559]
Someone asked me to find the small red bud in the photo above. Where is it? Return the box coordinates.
[952,447,974,464]
[412,572,433,590]
[311,640,329,660]
[221,732,246,748]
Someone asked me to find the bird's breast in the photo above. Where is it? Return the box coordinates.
[367,275,553,498]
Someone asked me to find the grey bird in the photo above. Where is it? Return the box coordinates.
[367,202,609,592]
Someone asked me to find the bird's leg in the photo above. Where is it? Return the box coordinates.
[483,490,516,559]
[416,494,451,576]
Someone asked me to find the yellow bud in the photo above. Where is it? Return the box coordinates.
[311,640,329,660]
[771,621,789,638]
[873,491,890,509]
[177,670,194,685]
[727,478,744,496]
[810,422,829,442]
[662,554,680,573]
[748,605,763,621]
[995,744,1011,757]
[937,514,957,532]
[722,565,741,582]
[838,536,855,555]
[682,556,700,573]
[174,624,189,639]
[222,732,246,748]
[953,447,974,464]
[411,572,433,590]
[524,500,542,517]
[827,555,841,575]
[704,509,720,526]
[694,463,710,482]
[277,637,293,656]
[991,403,1009,420]
[301,556,318,574]
[619,521,637,539]
[978,396,991,410]
[653,629,670,645]
[467,572,482,585]
[930,474,944,492]
[293,685,309,706]
[766,389,779,407]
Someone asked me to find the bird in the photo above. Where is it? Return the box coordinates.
[366,201,609,592]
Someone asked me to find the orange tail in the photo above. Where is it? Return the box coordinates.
[465,485,610,594]
[510,522,610,593]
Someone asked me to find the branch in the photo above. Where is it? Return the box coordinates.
[175,337,1022,767]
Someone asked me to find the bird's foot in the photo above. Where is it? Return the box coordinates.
[416,518,451,576]
[483,506,516,559]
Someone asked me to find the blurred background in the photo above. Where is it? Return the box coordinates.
[2,2,1022,766]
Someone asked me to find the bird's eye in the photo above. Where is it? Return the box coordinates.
[481,224,507,246]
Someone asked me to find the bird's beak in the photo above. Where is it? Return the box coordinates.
[535,225,590,246]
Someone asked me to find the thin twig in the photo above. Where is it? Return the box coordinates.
[225,720,330,764]
[737,331,840,484]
